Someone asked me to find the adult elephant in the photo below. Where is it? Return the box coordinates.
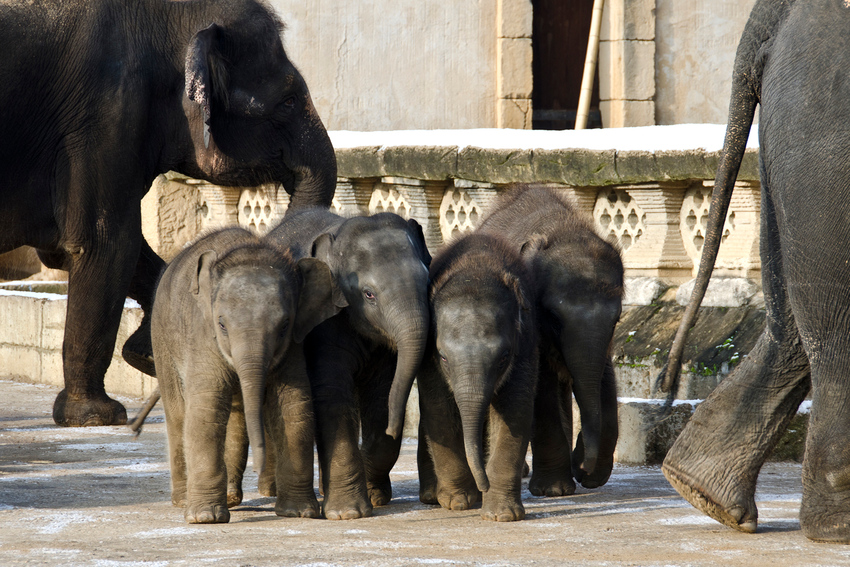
[659,0,850,543]
[0,0,337,426]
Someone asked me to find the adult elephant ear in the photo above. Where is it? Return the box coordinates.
[185,23,229,148]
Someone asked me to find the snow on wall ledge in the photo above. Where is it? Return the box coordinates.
[329,124,761,185]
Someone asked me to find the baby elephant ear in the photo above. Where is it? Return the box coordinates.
[191,250,217,296]
[185,23,227,148]
[292,257,348,343]
[310,233,335,265]
[407,218,432,267]
[520,233,548,258]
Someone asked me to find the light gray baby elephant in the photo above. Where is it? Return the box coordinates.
[152,227,344,524]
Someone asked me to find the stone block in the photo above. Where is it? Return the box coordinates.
[623,277,668,306]
[0,246,42,281]
[335,146,385,180]
[104,358,148,399]
[40,349,64,388]
[675,277,759,308]
[0,294,44,347]
[0,345,41,383]
[599,100,655,128]
[40,297,67,352]
[497,38,533,99]
[601,0,656,42]
[615,150,661,184]
[497,0,533,38]
[496,99,532,129]
[457,147,534,184]
[382,146,458,180]
[616,400,695,465]
[533,148,618,186]
[654,150,713,182]
[598,40,656,102]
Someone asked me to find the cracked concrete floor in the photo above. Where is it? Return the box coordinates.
[0,378,848,567]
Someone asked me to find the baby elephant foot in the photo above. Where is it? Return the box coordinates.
[368,476,392,507]
[226,487,243,508]
[185,503,230,524]
[437,487,481,511]
[662,460,757,534]
[419,482,439,505]
[481,493,525,522]
[322,489,373,520]
[258,475,276,498]
[528,469,576,497]
[275,496,321,519]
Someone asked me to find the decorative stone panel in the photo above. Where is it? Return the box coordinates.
[594,188,647,252]
[438,181,499,247]
[680,181,761,278]
[237,187,287,234]
[198,182,240,232]
[597,183,692,281]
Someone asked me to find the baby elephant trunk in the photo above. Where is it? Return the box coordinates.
[234,354,267,475]
[456,389,491,493]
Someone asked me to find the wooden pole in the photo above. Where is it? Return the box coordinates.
[575,0,605,130]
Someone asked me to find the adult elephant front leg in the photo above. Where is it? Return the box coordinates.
[52,209,143,427]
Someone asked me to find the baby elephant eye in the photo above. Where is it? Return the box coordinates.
[439,353,448,364]
[218,317,228,335]
[283,95,297,108]
[363,288,376,301]
[279,320,290,337]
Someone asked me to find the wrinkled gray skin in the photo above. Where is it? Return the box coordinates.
[477,185,624,494]
[152,227,341,524]
[660,0,850,544]
[268,209,431,520]
[0,0,336,427]
[417,233,538,521]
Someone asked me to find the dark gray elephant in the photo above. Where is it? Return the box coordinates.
[267,209,431,520]
[152,227,341,524]
[0,0,336,427]
[659,0,850,544]
[417,233,538,521]
[477,185,624,494]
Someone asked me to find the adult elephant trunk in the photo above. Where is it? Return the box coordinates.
[232,345,267,475]
[286,95,337,210]
[385,300,429,440]
[456,386,492,493]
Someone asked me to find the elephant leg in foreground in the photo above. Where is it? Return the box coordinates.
[483,384,534,522]
[529,363,576,497]
[663,193,811,533]
[358,349,405,508]
[52,214,144,427]
[305,324,372,520]
[223,392,249,508]
[263,355,321,519]
[417,367,481,510]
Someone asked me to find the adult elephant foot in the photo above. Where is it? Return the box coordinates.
[801,480,850,543]
[437,486,481,511]
[481,493,524,522]
[275,496,321,519]
[528,467,576,497]
[52,390,127,427]
[662,448,758,534]
[322,489,373,520]
[185,503,230,524]
[122,314,156,377]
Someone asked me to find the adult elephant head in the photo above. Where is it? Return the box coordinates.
[179,5,336,208]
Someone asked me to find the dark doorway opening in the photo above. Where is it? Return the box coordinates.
[532,0,602,130]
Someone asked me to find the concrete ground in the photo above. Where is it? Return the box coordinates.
[1,379,848,567]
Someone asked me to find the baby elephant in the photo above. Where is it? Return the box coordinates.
[418,233,538,521]
[152,227,342,524]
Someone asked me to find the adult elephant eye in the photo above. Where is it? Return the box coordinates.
[282,95,297,108]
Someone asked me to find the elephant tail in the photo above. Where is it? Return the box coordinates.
[656,0,792,397]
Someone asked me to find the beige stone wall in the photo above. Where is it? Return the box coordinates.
[654,0,757,125]
[269,0,532,131]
